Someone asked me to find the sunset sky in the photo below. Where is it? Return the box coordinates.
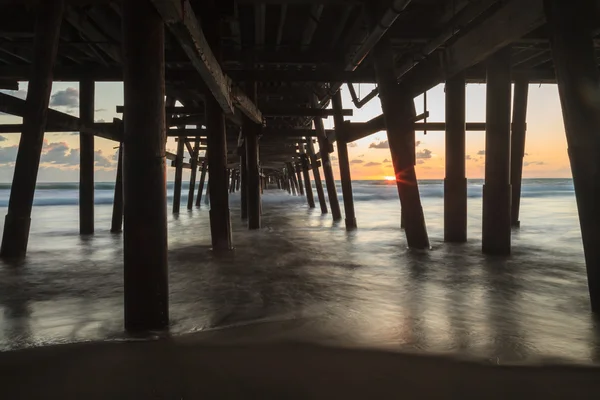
[0,81,571,182]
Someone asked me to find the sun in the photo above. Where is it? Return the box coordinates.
[384,176,396,181]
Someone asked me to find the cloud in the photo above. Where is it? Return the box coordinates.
[50,87,79,109]
[350,159,364,164]
[347,142,357,148]
[0,136,7,142]
[330,155,337,161]
[416,149,432,159]
[95,108,107,113]
[94,150,113,167]
[383,159,390,163]
[0,89,27,100]
[477,150,485,155]
[465,155,472,160]
[417,159,425,165]
[524,152,529,156]
[369,140,389,149]
[358,154,364,157]
[41,141,79,165]
[364,162,381,167]
[416,140,421,147]
[524,161,545,167]
[0,145,19,164]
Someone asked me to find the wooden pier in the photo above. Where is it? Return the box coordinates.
[0,0,599,328]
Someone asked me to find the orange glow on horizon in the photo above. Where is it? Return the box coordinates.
[384,176,395,181]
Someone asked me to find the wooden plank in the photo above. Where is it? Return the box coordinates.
[150,0,262,124]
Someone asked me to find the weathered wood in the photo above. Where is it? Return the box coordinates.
[444,73,467,243]
[301,153,315,208]
[288,164,298,196]
[122,0,168,331]
[240,145,248,218]
[305,133,327,214]
[295,162,305,196]
[545,0,600,311]
[333,91,356,230]
[79,78,94,235]
[172,135,185,214]
[0,0,65,258]
[313,96,341,221]
[510,76,529,227]
[373,36,429,249]
[196,159,208,207]
[245,82,261,230]
[110,142,123,234]
[150,0,262,124]
[482,47,512,255]
[187,136,200,210]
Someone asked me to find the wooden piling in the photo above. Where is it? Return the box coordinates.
[276,177,281,190]
[510,76,529,227]
[482,47,512,255]
[301,153,316,208]
[245,84,261,230]
[240,146,248,219]
[122,0,168,331]
[229,169,236,193]
[110,143,123,233]
[545,0,600,311]
[288,164,298,196]
[0,0,65,258]
[444,73,467,242]
[332,91,357,230]
[313,96,341,221]
[295,163,305,196]
[196,159,207,207]
[373,37,429,249]
[79,78,95,235]
[306,137,328,214]
[172,135,185,214]
[187,136,200,210]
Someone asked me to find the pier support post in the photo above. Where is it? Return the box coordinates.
[207,96,232,249]
[172,136,185,214]
[332,91,357,230]
[288,163,298,196]
[373,37,429,249]
[110,143,123,233]
[245,85,261,230]
[187,136,200,210]
[0,0,64,258]
[314,96,341,221]
[240,145,248,219]
[196,158,207,207]
[295,162,305,196]
[301,153,315,208]
[545,0,600,311]
[122,0,168,330]
[482,47,512,255]
[510,76,529,227]
[306,138,327,213]
[444,73,467,242]
[79,78,94,234]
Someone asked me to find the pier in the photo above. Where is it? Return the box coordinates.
[0,0,599,334]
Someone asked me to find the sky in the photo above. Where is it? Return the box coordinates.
[0,81,571,182]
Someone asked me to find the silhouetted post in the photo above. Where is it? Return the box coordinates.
[173,136,185,213]
[240,146,248,218]
[187,136,200,210]
[236,169,241,191]
[306,137,327,213]
[204,179,210,205]
[332,91,357,230]
[110,143,123,233]
[196,158,207,207]
[301,153,315,208]
[373,36,429,249]
[510,76,529,227]
[207,95,232,250]
[122,0,168,331]
[482,47,512,255]
[288,164,298,196]
[444,73,467,242]
[245,84,261,230]
[79,78,95,234]
[313,96,341,221]
[546,0,600,311]
[0,0,65,258]
[295,162,305,196]
[276,177,281,190]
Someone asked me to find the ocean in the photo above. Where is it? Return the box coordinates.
[0,178,597,365]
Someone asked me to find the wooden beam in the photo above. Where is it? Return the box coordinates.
[150,0,262,124]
